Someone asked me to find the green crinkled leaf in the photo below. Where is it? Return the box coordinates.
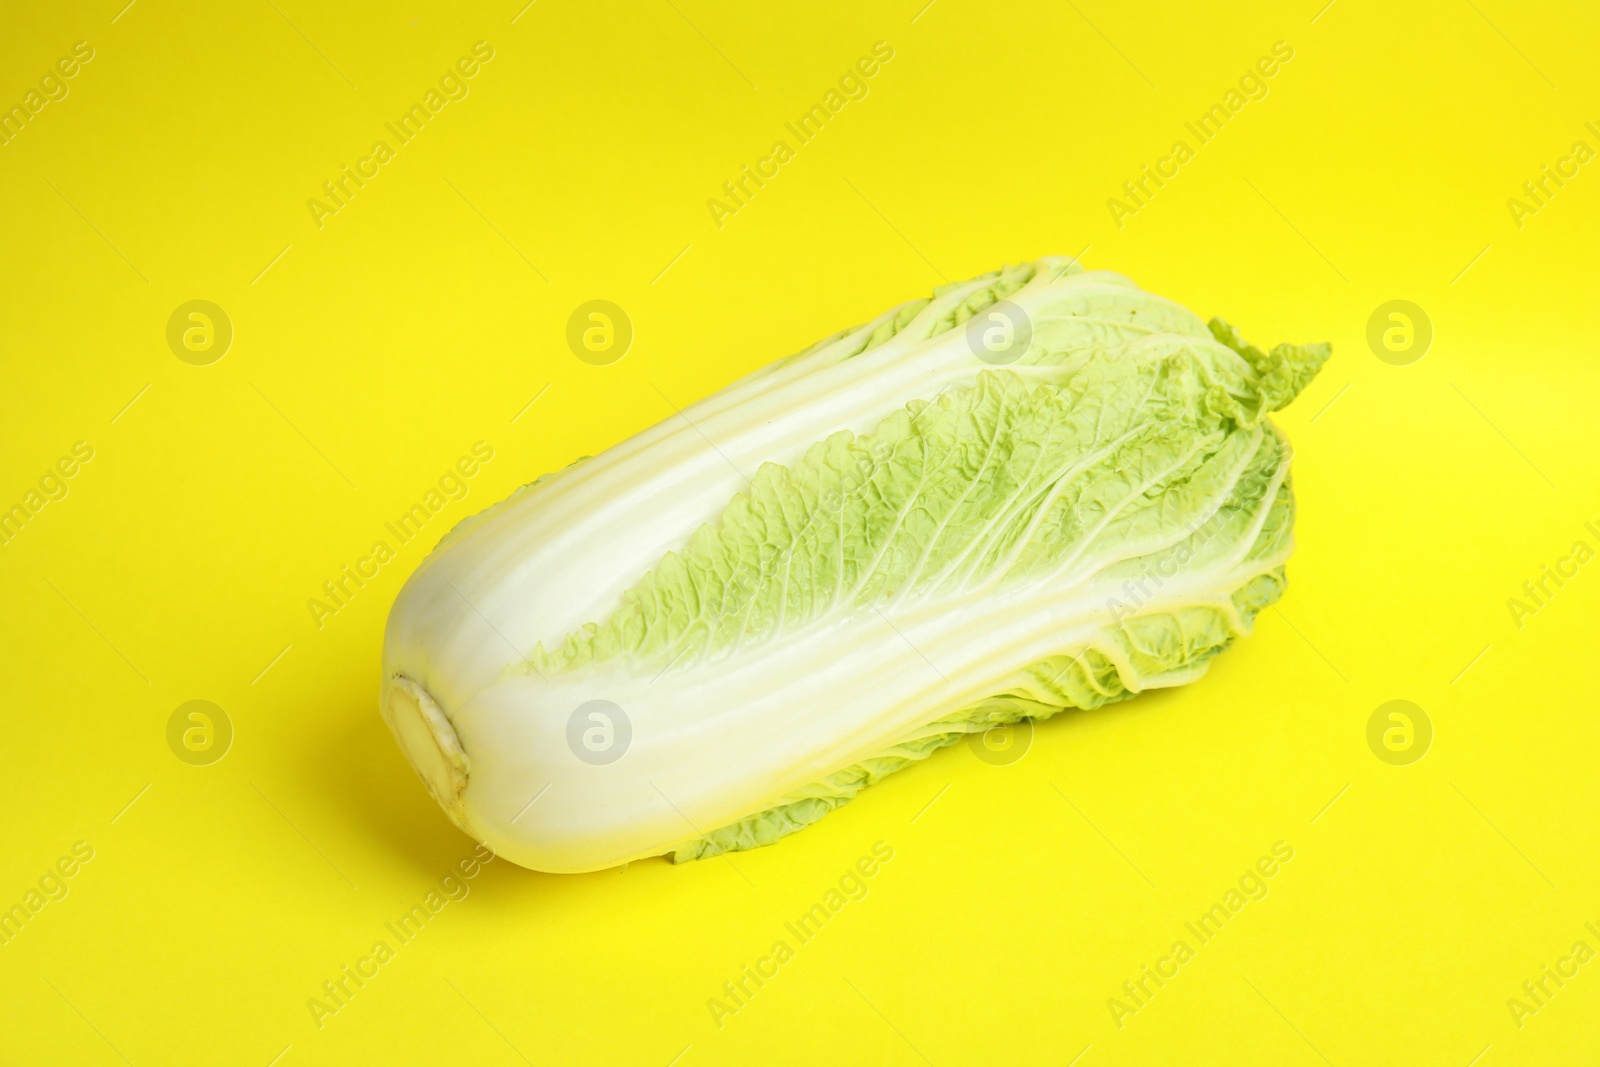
[1208,317,1332,415]
[531,339,1284,677]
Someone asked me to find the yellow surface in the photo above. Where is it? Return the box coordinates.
[3,1,1598,1063]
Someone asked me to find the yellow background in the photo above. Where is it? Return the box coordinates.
[3,0,1598,1063]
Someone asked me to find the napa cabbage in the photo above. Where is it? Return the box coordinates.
[381,257,1329,873]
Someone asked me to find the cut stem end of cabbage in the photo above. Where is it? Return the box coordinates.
[385,676,471,829]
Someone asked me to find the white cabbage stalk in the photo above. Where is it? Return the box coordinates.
[381,258,1329,873]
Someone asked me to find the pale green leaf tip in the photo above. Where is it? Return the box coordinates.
[1207,317,1332,413]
